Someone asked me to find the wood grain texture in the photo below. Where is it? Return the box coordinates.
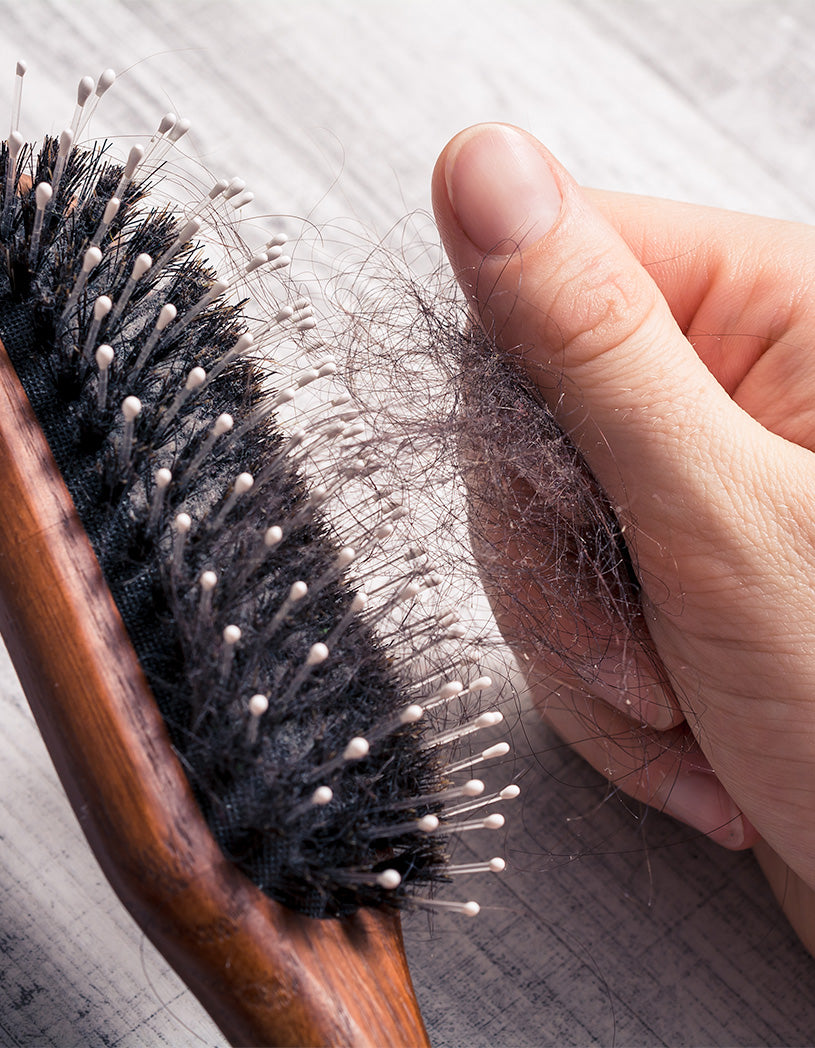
[0,340,428,1047]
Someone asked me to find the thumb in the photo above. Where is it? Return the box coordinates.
[432,123,747,544]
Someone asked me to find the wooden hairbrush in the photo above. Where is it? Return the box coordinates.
[0,65,515,1046]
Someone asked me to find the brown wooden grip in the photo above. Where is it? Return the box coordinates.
[0,339,430,1047]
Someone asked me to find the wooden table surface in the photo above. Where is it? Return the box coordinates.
[1,2,815,1045]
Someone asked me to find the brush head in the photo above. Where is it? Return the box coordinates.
[0,134,477,918]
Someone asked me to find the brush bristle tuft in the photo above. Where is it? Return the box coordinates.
[0,107,512,919]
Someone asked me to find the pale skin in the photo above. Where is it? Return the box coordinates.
[432,123,815,955]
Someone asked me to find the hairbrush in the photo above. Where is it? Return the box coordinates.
[0,64,523,1046]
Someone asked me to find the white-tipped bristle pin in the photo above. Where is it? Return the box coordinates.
[281,642,330,700]
[132,301,178,375]
[213,471,254,530]
[198,569,217,618]
[7,128,23,161]
[158,302,177,330]
[426,709,504,749]
[158,112,176,135]
[68,75,94,137]
[420,899,481,917]
[249,693,268,717]
[246,693,268,743]
[267,232,288,247]
[94,344,114,410]
[230,190,254,210]
[399,704,424,725]
[223,177,246,200]
[343,737,370,761]
[245,252,269,275]
[179,412,233,485]
[95,342,114,366]
[221,624,241,679]
[118,396,141,472]
[264,525,283,548]
[417,815,440,833]
[11,60,26,137]
[82,295,112,359]
[422,680,464,711]
[306,643,329,667]
[96,68,116,97]
[235,472,254,495]
[153,215,202,274]
[1,130,24,239]
[89,194,120,248]
[154,366,207,440]
[187,367,207,391]
[265,580,307,641]
[82,246,103,274]
[28,182,52,264]
[110,145,144,204]
[148,467,173,529]
[124,144,143,179]
[445,741,511,776]
[168,117,191,143]
[109,253,152,327]
[77,76,94,105]
[312,786,333,806]
[132,253,152,280]
[350,592,367,613]
[295,367,320,388]
[77,69,116,136]
[206,332,254,384]
[376,869,402,890]
[49,128,74,202]
[171,512,192,571]
[447,858,507,876]
[441,813,506,835]
[101,198,121,230]
[335,547,356,569]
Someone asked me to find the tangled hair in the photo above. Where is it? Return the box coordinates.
[332,233,652,706]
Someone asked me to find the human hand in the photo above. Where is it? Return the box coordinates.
[432,123,815,953]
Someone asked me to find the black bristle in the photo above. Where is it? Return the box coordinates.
[0,137,461,918]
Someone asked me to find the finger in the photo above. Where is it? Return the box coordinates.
[539,682,758,851]
[583,188,815,332]
[431,123,772,547]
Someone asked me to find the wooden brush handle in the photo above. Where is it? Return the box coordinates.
[0,339,430,1048]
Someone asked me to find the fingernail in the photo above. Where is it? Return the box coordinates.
[444,124,562,255]
[661,768,747,850]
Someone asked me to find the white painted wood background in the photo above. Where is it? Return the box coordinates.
[1,1,815,1045]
